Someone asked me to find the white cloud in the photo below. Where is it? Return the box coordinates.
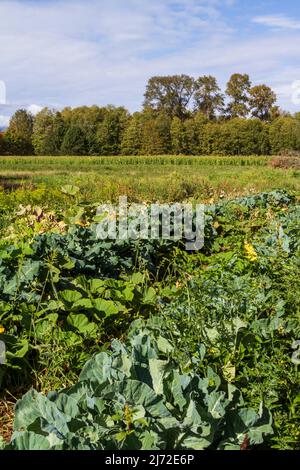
[0,115,10,128]
[0,0,234,112]
[27,104,43,116]
[253,15,300,30]
[0,0,299,117]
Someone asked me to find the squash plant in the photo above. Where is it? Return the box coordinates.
[5,319,273,450]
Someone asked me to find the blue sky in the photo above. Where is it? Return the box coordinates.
[1,0,300,126]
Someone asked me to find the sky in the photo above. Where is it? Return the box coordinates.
[1,0,300,127]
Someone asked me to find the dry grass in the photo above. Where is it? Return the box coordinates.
[269,155,300,169]
[0,395,16,443]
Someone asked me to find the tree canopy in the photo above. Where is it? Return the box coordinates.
[2,73,300,156]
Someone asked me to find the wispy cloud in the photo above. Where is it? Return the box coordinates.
[252,14,300,30]
[0,0,299,119]
[0,0,235,112]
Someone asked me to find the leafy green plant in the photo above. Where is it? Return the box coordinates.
[5,319,273,450]
[0,189,299,449]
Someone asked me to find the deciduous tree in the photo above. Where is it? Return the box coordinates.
[269,116,300,154]
[6,109,33,155]
[226,73,251,118]
[171,117,186,154]
[32,108,65,155]
[96,106,129,155]
[249,85,277,121]
[144,75,195,120]
[61,125,87,155]
[194,75,224,119]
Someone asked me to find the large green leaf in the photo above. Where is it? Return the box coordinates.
[60,290,83,305]
[93,298,120,317]
[67,314,98,335]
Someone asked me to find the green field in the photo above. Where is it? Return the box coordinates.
[0,156,299,450]
[0,156,299,208]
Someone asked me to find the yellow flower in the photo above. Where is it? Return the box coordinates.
[208,347,218,354]
[244,241,258,262]
[0,326,5,334]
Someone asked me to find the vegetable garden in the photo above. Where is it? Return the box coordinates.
[0,182,299,450]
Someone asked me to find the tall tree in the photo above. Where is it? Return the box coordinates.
[121,113,143,155]
[269,116,300,154]
[144,75,195,120]
[96,106,129,155]
[0,132,6,155]
[61,125,87,155]
[184,112,208,155]
[32,108,65,155]
[194,75,224,119]
[154,112,172,153]
[62,106,106,155]
[141,119,166,155]
[6,109,33,155]
[171,117,186,154]
[226,73,251,118]
[249,85,277,121]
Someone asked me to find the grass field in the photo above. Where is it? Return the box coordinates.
[0,156,299,450]
[0,156,299,208]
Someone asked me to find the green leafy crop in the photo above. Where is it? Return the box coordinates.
[0,189,299,450]
[5,320,273,450]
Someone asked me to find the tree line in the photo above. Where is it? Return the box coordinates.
[1,73,300,156]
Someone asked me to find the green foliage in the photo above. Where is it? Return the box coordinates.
[121,113,143,155]
[269,117,300,155]
[61,125,87,156]
[202,119,269,155]
[6,320,273,450]
[159,191,300,449]
[0,202,177,386]
[226,74,251,118]
[143,75,195,120]
[0,132,6,155]
[61,105,106,155]
[2,74,300,157]
[5,110,34,155]
[0,189,299,450]
[141,118,167,155]
[194,75,224,119]
[96,107,129,155]
[171,117,186,154]
[249,85,277,122]
[32,108,65,156]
